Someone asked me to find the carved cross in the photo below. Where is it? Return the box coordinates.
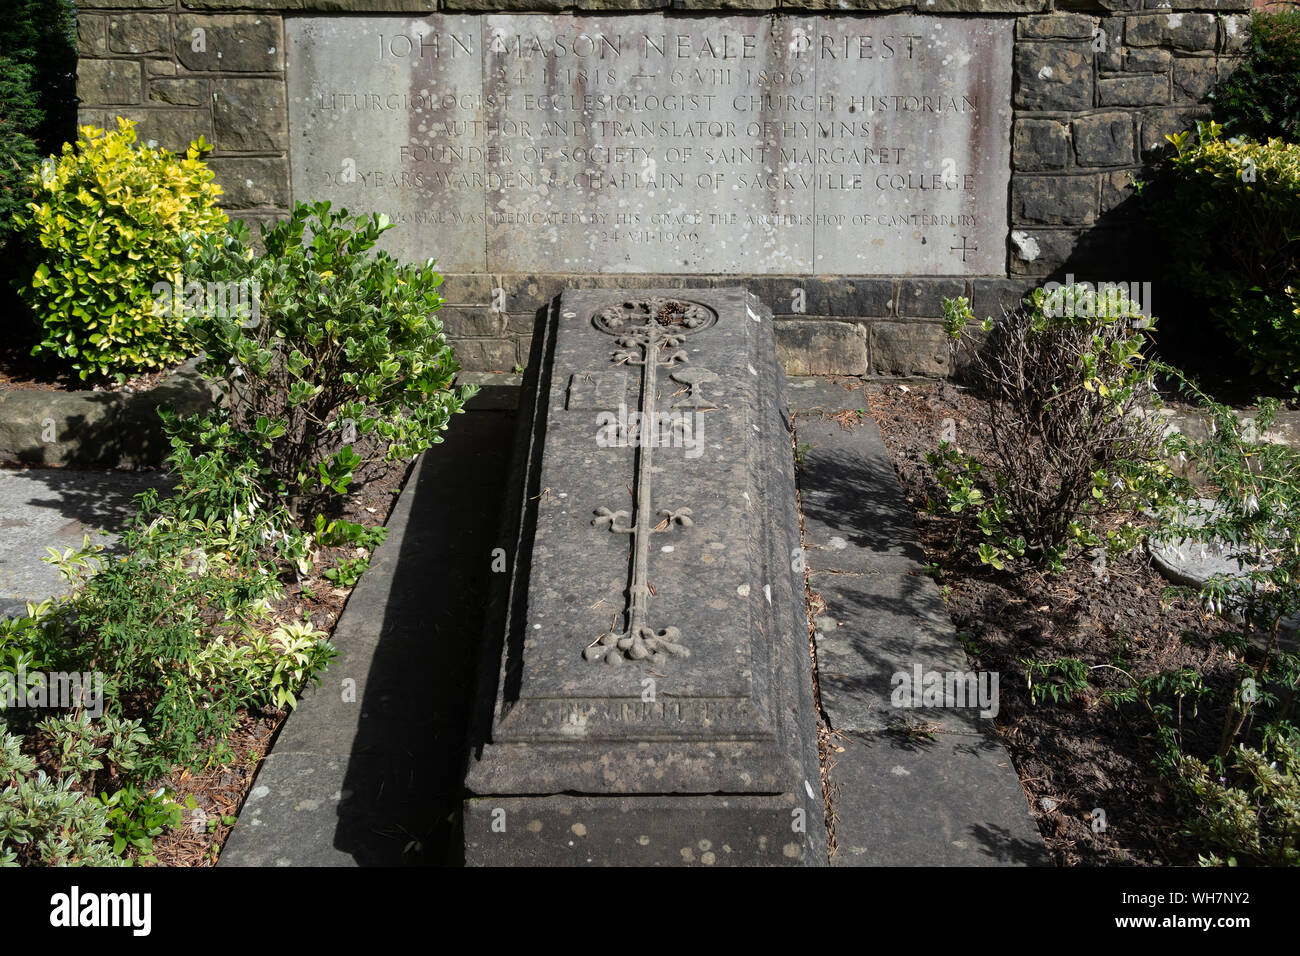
[585,298,715,666]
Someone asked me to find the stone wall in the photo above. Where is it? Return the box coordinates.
[73,0,1250,376]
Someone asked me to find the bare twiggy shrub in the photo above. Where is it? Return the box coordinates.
[932,285,1173,570]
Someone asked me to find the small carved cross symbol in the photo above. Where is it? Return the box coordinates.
[950,236,978,262]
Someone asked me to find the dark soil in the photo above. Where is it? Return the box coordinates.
[149,456,413,867]
[858,379,1248,867]
[0,340,179,394]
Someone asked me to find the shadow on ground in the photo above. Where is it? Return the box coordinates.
[330,404,517,865]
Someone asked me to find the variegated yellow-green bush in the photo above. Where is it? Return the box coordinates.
[1155,121,1300,385]
[14,118,227,380]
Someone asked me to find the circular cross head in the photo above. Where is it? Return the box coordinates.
[592,296,718,337]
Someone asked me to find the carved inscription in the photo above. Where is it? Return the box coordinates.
[287,14,1013,273]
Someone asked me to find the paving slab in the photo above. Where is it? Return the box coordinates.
[786,376,870,415]
[797,415,928,574]
[830,729,1050,867]
[0,467,172,618]
[811,569,977,736]
[219,406,517,867]
[793,398,1047,867]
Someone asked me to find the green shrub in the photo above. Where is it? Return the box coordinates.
[0,0,77,154]
[1174,723,1300,867]
[99,785,183,864]
[0,1,77,347]
[7,415,335,780]
[1210,8,1300,143]
[185,200,475,518]
[0,715,146,867]
[0,58,42,234]
[1157,377,1300,637]
[0,392,344,866]
[1029,371,1300,866]
[1149,121,1300,386]
[13,118,228,381]
[932,285,1173,571]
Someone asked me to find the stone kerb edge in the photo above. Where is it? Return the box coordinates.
[0,359,217,468]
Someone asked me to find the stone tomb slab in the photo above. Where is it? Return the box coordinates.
[464,288,825,865]
[286,14,1013,275]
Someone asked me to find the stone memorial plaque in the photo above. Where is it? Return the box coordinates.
[286,15,1012,275]
[463,288,824,865]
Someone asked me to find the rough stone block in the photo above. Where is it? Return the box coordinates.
[774,320,868,376]
[1017,13,1097,40]
[113,108,213,153]
[1126,13,1218,51]
[449,338,517,372]
[77,59,142,106]
[1098,73,1171,106]
[1124,48,1171,72]
[437,274,497,306]
[926,0,1046,10]
[444,0,665,9]
[148,78,208,108]
[870,321,950,378]
[1218,55,1245,84]
[78,0,170,7]
[506,313,540,335]
[212,78,287,151]
[777,0,910,7]
[813,278,897,317]
[176,15,284,72]
[748,276,816,316]
[501,274,570,313]
[438,308,508,338]
[1012,175,1098,226]
[1096,15,1124,70]
[1014,41,1094,111]
[1221,14,1251,54]
[896,278,966,318]
[1014,119,1072,170]
[1009,227,1126,277]
[1072,111,1136,166]
[108,13,172,55]
[1173,56,1218,103]
[192,0,432,7]
[1057,0,1139,9]
[208,156,290,208]
[970,278,1036,317]
[1101,169,1140,215]
[77,16,107,56]
[1139,106,1209,159]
